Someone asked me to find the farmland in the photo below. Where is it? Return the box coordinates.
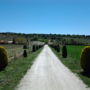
[0,33,90,89]
[51,45,90,87]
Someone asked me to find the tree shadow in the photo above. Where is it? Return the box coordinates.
[80,71,90,78]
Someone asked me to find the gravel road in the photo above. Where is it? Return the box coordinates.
[15,45,89,90]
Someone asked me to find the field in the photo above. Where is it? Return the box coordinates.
[0,46,42,90]
[51,45,90,87]
[61,45,84,72]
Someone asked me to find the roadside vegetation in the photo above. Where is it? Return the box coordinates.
[0,47,43,90]
[51,45,90,87]
[0,32,90,88]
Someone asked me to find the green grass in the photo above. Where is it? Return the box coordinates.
[61,45,84,72]
[0,48,42,90]
[51,45,90,87]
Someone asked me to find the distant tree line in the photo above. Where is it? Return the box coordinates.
[0,32,90,45]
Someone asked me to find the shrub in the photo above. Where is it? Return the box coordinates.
[80,46,90,73]
[35,45,38,51]
[39,45,42,49]
[32,45,36,52]
[62,45,67,58]
[23,50,27,57]
[12,38,16,44]
[50,44,60,52]
[56,45,60,52]
[0,46,8,71]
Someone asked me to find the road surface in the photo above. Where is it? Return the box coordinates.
[15,45,89,90]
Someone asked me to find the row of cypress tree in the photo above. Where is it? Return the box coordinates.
[50,44,67,58]
[23,44,43,58]
[1,43,90,74]
[32,45,43,52]
[0,44,43,71]
[51,44,90,74]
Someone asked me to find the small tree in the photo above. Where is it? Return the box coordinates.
[56,45,60,52]
[23,50,27,57]
[32,45,36,52]
[12,38,16,44]
[62,45,67,58]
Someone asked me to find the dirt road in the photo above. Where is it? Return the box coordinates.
[16,45,89,90]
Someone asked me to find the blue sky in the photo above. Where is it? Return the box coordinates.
[0,0,90,35]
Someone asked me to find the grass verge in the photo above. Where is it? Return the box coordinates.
[0,48,42,90]
[51,45,90,88]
